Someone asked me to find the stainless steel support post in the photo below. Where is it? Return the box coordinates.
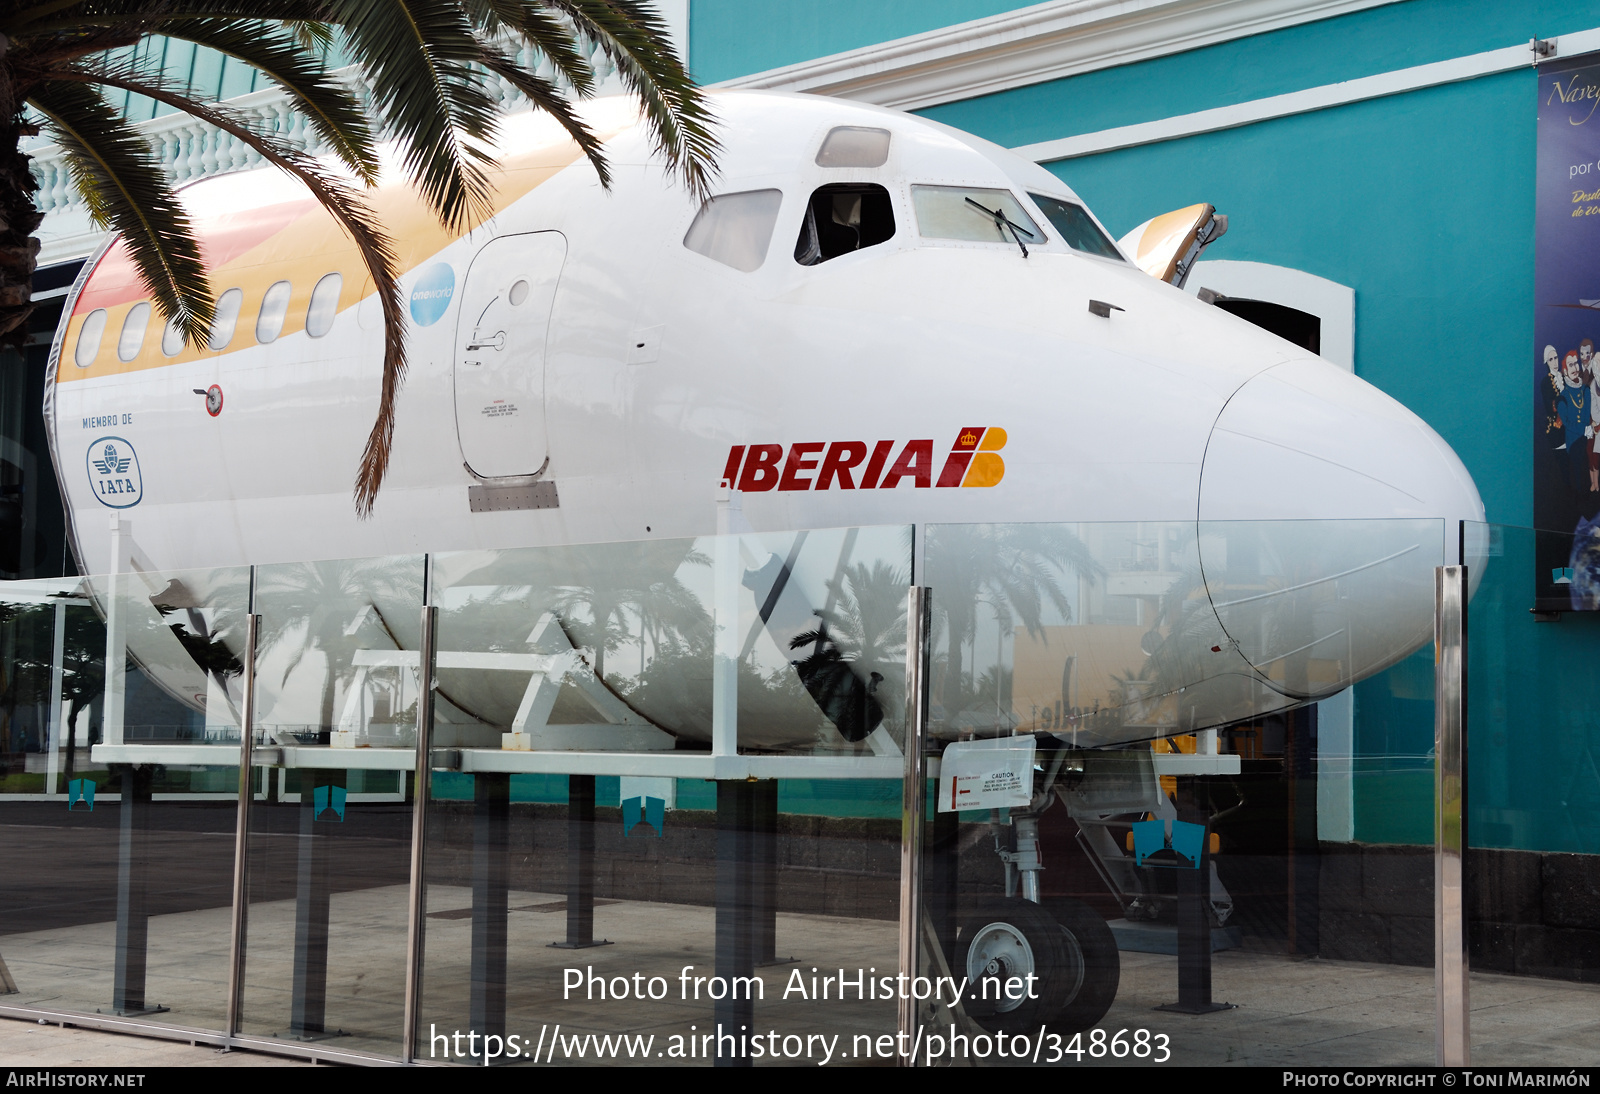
[224,611,259,1038]
[1435,565,1469,1066]
[898,586,931,1066]
[401,604,438,1063]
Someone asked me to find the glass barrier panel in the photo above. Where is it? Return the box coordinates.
[917,520,1442,1066]
[418,534,911,1064]
[236,555,425,1056]
[1465,521,1600,1065]
[415,767,905,1066]
[0,566,248,1030]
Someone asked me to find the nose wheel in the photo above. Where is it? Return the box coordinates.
[955,896,1119,1034]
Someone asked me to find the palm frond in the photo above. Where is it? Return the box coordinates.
[544,0,718,200]
[285,19,335,53]
[27,78,214,346]
[475,42,608,187]
[464,0,597,98]
[157,17,380,184]
[323,0,502,232]
[58,61,407,517]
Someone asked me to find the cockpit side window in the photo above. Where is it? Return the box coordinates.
[794,183,895,266]
[683,189,784,272]
[1028,193,1125,260]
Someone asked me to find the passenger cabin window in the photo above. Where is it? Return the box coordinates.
[74,309,107,367]
[117,303,150,361]
[1027,193,1124,260]
[815,126,890,168]
[256,280,292,344]
[161,316,184,357]
[912,185,1042,250]
[683,190,783,273]
[208,288,243,350]
[306,273,342,337]
[794,184,894,266]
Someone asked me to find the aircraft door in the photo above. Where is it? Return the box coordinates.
[453,232,565,478]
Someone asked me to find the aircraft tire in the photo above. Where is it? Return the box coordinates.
[954,897,1074,1034]
[1044,896,1121,1033]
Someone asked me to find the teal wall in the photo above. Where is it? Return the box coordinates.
[686,0,1600,853]
[1028,77,1533,527]
[688,0,1030,83]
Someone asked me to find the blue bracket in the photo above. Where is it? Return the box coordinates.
[622,795,665,837]
[313,784,346,822]
[1131,817,1205,869]
[67,778,95,811]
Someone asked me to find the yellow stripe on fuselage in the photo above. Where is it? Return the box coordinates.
[57,138,595,384]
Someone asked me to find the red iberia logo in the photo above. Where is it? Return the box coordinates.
[719,428,1007,492]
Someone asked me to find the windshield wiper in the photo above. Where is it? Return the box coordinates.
[965,196,1037,258]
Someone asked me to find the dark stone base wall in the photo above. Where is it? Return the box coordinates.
[1319,842,1600,983]
[425,807,1600,982]
[427,802,904,920]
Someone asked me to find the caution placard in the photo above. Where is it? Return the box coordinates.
[937,737,1037,813]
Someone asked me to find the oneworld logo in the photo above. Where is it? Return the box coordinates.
[720,428,1007,492]
[410,263,456,326]
[86,437,142,508]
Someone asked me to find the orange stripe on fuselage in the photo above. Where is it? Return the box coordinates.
[58,135,597,383]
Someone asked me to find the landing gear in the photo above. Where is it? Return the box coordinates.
[1045,896,1120,1032]
[955,897,1069,1033]
[954,895,1121,1035]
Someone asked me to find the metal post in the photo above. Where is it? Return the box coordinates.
[753,779,779,966]
[714,780,755,1067]
[45,598,65,796]
[401,603,438,1063]
[552,775,608,948]
[1157,784,1230,1015]
[1435,565,1469,1066]
[225,611,259,1038]
[112,764,156,1015]
[103,515,128,747]
[897,586,930,1065]
[290,768,338,1037]
[469,773,510,1059]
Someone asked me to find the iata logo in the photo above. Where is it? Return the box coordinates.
[86,437,143,508]
[721,428,1006,492]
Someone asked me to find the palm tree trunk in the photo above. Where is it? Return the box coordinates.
[0,124,43,350]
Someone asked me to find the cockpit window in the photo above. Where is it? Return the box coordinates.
[911,185,1042,248]
[1028,193,1124,260]
[684,189,784,272]
[815,126,890,168]
[794,183,895,266]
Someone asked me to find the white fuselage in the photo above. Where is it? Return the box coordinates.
[45,93,1484,747]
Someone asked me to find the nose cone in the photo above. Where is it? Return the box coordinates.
[1194,358,1484,699]
[1199,358,1484,525]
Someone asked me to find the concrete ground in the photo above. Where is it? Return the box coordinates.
[0,886,1596,1067]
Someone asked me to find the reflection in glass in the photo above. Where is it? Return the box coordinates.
[117,302,151,361]
[74,309,106,367]
[255,280,292,344]
[161,315,184,356]
[306,273,342,338]
[208,288,243,350]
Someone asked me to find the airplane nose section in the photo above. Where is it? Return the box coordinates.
[1199,358,1484,526]
[1194,358,1484,699]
